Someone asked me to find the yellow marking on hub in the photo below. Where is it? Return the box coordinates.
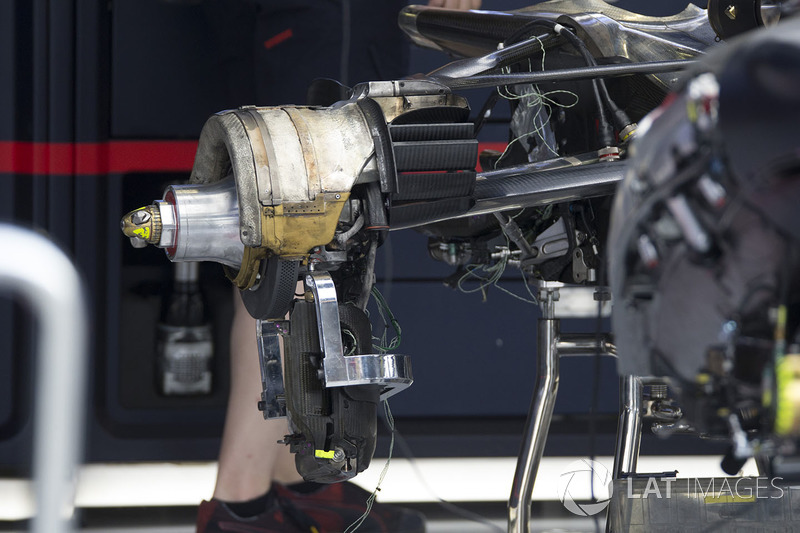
[315,450,335,459]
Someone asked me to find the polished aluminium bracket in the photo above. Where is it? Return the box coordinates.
[304,271,413,400]
[509,281,617,533]
[256,319,290,419]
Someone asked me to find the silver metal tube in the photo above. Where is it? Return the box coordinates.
[173,261,199,283]
[612,375,643,479]
[0,225,88,533]
[165,177,244,268]
[556,333,617,357]
[441,60,697,90]
[508,287,560,533]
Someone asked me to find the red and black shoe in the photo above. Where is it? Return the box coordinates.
[196,490,320,533]
[274,481,426,533]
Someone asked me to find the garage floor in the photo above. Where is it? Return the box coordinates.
[0,455,765,532]
[0,502,603,533]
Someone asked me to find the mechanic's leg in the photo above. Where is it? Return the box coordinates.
[272,438,305,485]
[213,291,301,502]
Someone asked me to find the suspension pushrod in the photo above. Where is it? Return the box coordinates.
[436,60,696,89]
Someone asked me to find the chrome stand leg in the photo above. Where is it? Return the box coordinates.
[612,375,643,479]
[0,226,88,533]
[607,375,643,532]
[508,283,561,533]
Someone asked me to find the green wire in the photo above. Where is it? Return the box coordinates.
[344,400,396,533]
[370,286,402,353]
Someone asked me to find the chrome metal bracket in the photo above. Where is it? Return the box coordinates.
[304,271,413,400]
[256,319,290,419]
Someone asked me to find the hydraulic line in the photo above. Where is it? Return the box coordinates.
[551,22,633,132]
[473,90,500,136]
[501,18,614,147]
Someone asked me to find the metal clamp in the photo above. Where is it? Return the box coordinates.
[256,320,290,419]
[304,271,413,400]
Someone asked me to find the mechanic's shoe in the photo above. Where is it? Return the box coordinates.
[275,481,426,533]
[196,492,319,533]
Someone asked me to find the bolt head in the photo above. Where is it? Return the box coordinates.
[132,210,151,224]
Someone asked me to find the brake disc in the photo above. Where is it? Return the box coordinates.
[239,256,299,320]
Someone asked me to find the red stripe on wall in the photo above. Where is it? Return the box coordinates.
[0,140,199,176]
[264,28,293,50]
[0,140,507,176]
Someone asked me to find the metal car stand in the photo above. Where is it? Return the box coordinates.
[605,375,644,533]
[508,281,617,533]
[0,225,89,533]
[612,376,644,480]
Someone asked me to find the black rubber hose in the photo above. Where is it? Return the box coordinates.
[552,21,633,131]
[469,24,554,138]
[473,90,500,136]
[364,182,388,231]
[498,18,615,148]
[357,98,399,194]
[505,18,631,131]
[551,24,614,146]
